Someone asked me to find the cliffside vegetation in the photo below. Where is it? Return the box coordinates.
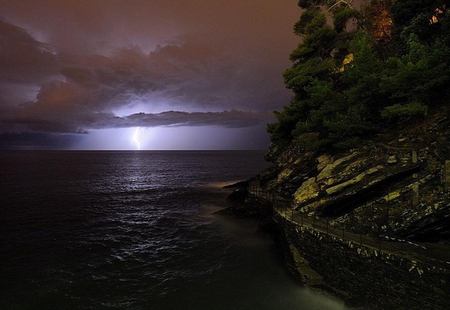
[268,0,450,152]
[243,3,450,306]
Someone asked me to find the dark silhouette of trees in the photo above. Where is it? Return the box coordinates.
[268,0,450,151]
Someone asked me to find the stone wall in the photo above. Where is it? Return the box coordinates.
[277,216,450,309]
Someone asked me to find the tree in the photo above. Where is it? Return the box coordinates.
[268,0,450,152]
[391,0,449,42]
[268,1,362,150]
[268,7,339,146]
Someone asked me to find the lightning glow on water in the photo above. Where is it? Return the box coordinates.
[132,127,141,150]
[0,151,347,310]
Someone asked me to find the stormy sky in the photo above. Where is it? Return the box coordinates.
[0,0,301,150]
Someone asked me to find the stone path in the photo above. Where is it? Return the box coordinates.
[249,182,450,272]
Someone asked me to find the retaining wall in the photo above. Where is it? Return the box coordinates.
[277,215,450,309]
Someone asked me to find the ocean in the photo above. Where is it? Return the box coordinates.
[0,151,346,310]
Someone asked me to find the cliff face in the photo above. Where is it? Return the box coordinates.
[246,111,450,309]
[243,1,450,307]
[261,111,450,244]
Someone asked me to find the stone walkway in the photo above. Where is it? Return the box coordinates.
[249,182,450,272]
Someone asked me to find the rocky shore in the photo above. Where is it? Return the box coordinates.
[224,112,450,309]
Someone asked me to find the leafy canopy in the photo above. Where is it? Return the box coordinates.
[268,0,450,152]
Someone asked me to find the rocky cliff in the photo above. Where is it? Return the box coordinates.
[229,111,450,309]
[261,111,450,245]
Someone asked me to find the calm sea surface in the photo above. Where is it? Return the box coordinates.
[0,151,346,310]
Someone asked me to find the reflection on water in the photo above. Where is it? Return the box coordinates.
[0,151,347,310]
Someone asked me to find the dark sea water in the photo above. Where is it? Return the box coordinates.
[0,151,346,310]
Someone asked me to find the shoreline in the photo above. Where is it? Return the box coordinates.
[223,181,450,309]
[220,181,350,307]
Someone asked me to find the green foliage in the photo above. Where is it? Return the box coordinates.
[439,11,450,46]
[291,10,338,61]
[380,34,450,106]
[381,102,428,120]
[298,0,325,9]
[284,58,336,92]
[267,100,307,143]
[343,32,385,112]
[268,0,450,153]
[293,9,320,36]
[390,0,449,47]
[322,104,369,149]
[333,7,359,32]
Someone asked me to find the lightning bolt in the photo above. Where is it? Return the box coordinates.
[132,127,141,150]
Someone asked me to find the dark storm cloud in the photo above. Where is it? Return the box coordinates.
[0,0,299,55]
[0,0,300,144]
[0,132,82,150]
[0,41,275,133]
[3,107,273,133]
[92,110,274,129]
[0,20,58,83]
